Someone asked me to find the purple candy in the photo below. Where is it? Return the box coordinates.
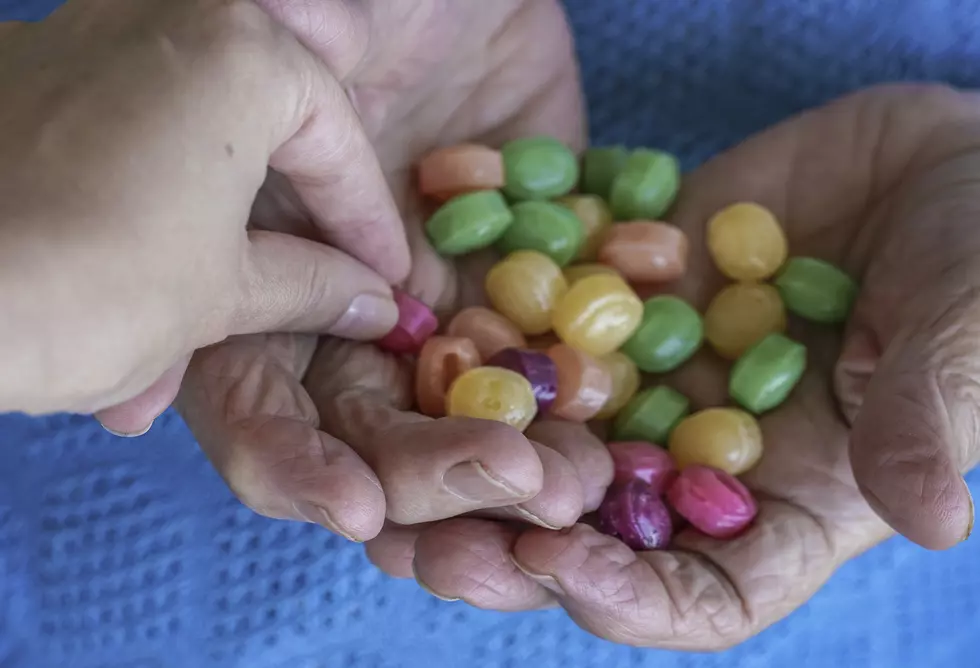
[485,347,558,413]
[597,479,673,550]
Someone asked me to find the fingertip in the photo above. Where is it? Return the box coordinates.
[441,418,546,500]
[516,442,585,529]
[365,524,421,578]
[95,355,191,436]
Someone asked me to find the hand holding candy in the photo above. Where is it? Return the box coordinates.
[368,84,980,651]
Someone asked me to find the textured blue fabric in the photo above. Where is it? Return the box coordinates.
[4,0,980,666]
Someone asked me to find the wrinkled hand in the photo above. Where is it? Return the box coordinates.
[0,0,409,419]
[177,0,595,541]
[366,84,980,648]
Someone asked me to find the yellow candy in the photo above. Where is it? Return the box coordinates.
[563,263,621,285]
[707,202,788,281]
[485,250,568,335]
[551,274,643,357]
[668,407,763,475]
[446,367,538,431]
[556,194,613,261]
[704,283,786,360]
[595,351,641,420]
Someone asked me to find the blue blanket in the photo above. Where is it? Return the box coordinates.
[3,0,980,666]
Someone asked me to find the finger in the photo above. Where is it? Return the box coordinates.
[94,354,191,437]
[364,522,422,579]
[526,419,614,512]
[412,518,554,610]
[512,500,841,650]
[305,339,545,524]
[177,334,385,541]
[231,230,398,338]
[472,440,585,529]
[271,52,410,284]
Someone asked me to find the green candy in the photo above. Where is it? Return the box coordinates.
[621,296,703,373]
[612,385,690,444]
[496,201,584,267]
[774,257,858,324]
[424,191,514,256]
[501,136,579,201]
[729,333,807,414]
[580,146,629,199]
[609,149,681,221]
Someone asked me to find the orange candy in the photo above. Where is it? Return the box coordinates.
[415,336,482,417]
[446,306,527,361]
[556,194,614,261]
[545,343,613,422]
[485,251,568,335]
[598,221,688,283]
[417,144,506,201]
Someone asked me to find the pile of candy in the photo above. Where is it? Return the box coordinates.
[375,137,858,551]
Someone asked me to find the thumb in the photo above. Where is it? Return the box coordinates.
[844,311,979,551]
[228,230,399,340]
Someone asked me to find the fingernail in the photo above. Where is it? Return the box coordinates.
[100,419,154,438]
[509,555,562,593]
[412,562,460,602]
[443,461,529,503]
[963,480,974,542]
[292,501,360,543]
[514,506,562,531]
[334,293,399,339]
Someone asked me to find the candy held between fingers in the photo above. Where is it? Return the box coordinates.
[668,408,763,475]
[486,348,558,413]
[598,221,688,283]
[556,194,613,261]
[598,478,673,550]
[704,283,787,360]
[608,149,681,221]
[415,337,481,417]
[607,441,678,493]
[545,343,613,422]
[594,351,640,420]
[580,146,629,200]
[620,295,703,373]
[774,256,858,323]
[376,289,439,355]
[551,274,643,358]
[501,136,579,201]
[424,190,514,256]
[485,250,568,335]
[445,306,527,361]
[611,385,689,443]
[446,367,538,431]
[496,201,584,267]
[729,333,807,414]
[665,465,758,539]
[707,202,788,281]
[417,144,505,201]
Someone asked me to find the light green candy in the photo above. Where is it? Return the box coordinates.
[501,136,579,201]
[609,149,681,221]
[774,257,858,324]
[621,296,703,373]
[496,201,584,267]
[612,385,690,444]
[729,333,807,414]
[424,191,514,256]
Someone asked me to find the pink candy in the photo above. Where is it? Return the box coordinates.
[376,289,439,355]
[597,479,673,550]
[607,441,678,493]
[486,347,559,413]
[665,465,758,539]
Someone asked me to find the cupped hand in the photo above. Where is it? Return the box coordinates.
[367,84,980,646]
[176,0,602,542]
[0,0,409,419]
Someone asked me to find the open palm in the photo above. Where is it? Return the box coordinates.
[364,84,980,648]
